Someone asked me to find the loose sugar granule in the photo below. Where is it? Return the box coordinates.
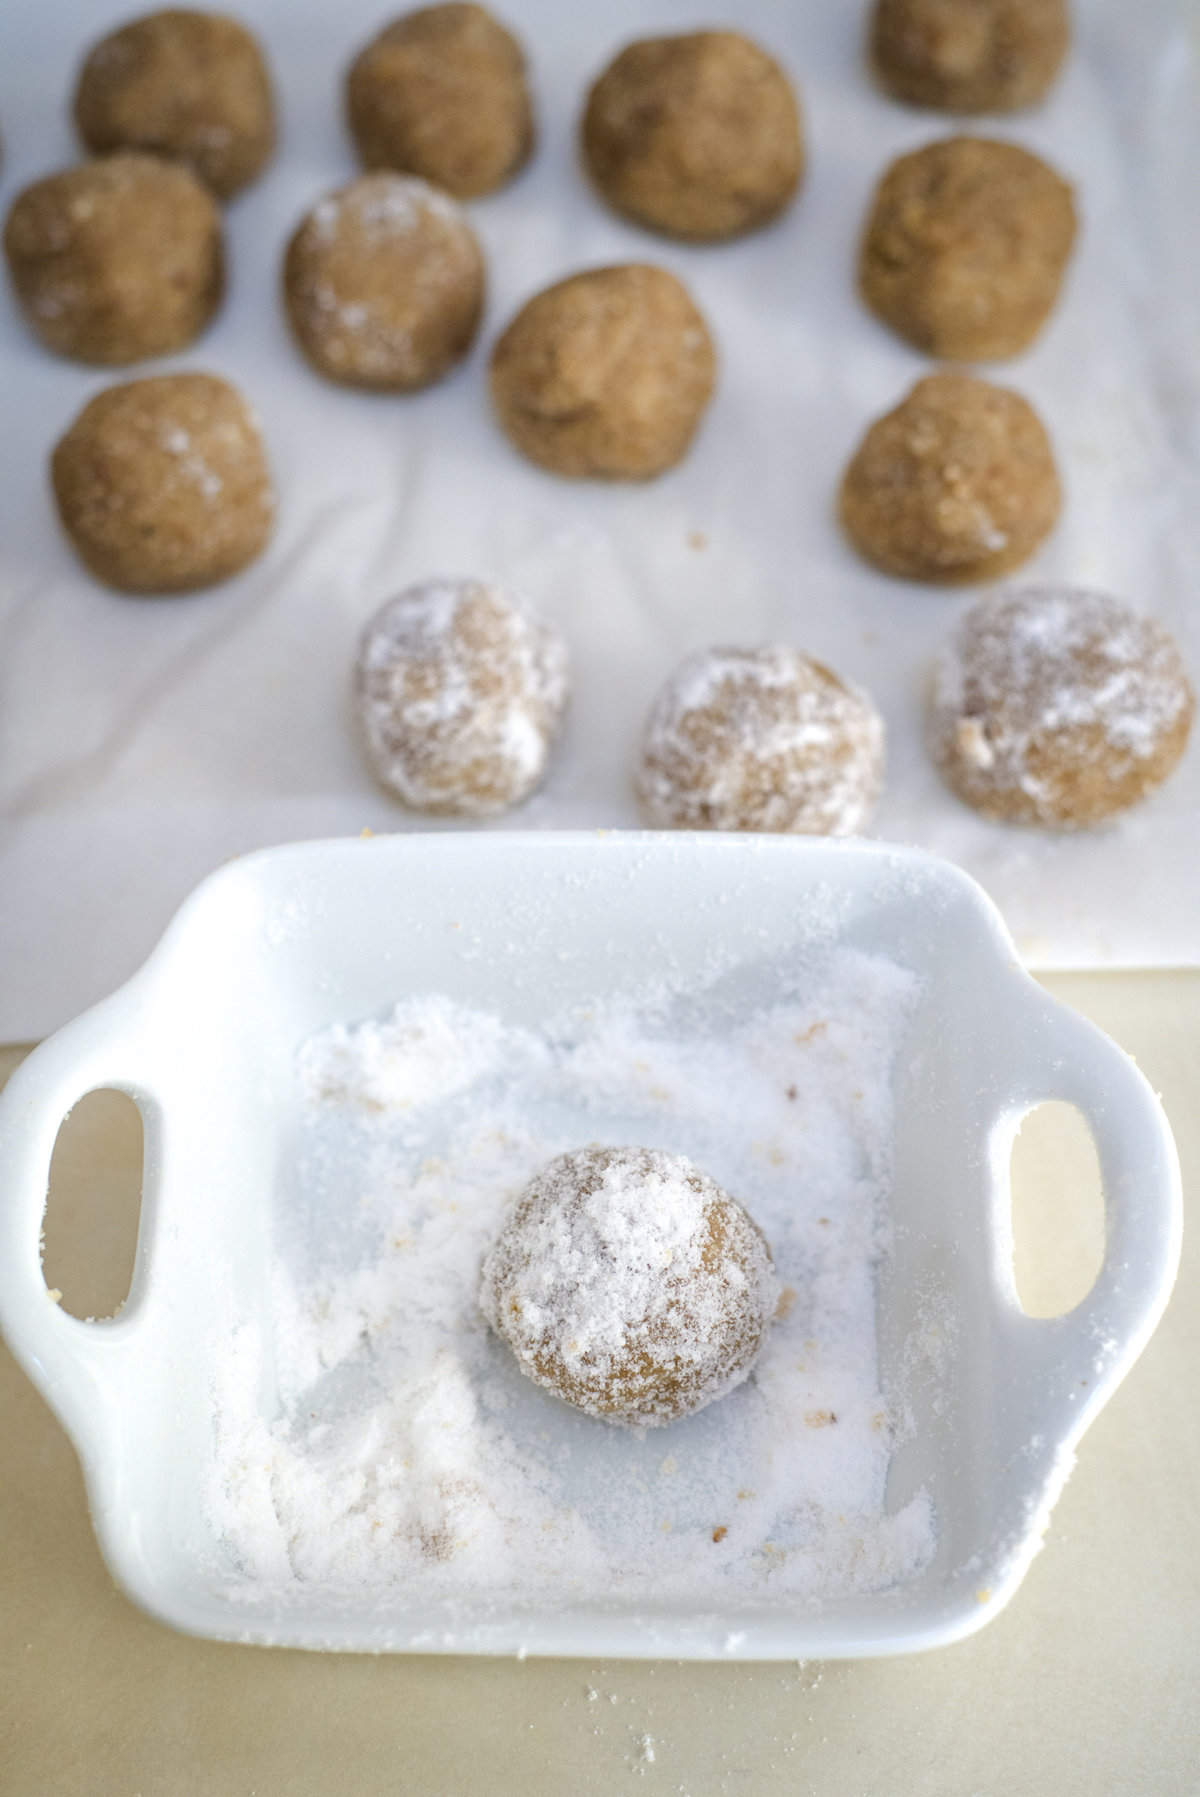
[204,950,935,1606]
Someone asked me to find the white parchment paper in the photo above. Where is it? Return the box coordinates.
[1,0,1198,1038]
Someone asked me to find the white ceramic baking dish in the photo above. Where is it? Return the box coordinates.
[0,834,1181,1658]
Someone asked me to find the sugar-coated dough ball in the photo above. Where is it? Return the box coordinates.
[582,31,803,241]
[354,578,569,815]
[51,372,274,593]
[860,136,1076,360]
[637,647,885,836]
[3,154,222,365]
[840,372,1060,584]
[929,587,1194,828]
[283,174,484,391]
[73,9,275,200]
[870,0,1070,113]
[489,264,715,480]
[346,3,533,199]
[480,1146,779,1429]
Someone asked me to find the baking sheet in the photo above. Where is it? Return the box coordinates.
[1,0,1198,1039]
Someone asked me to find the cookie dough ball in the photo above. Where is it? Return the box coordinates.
[582,31,803,241]
[283,174,484,391]
[637,647,885,836]
[860,136,1076,360]
[930,587,1194,828]
[346,4,533,199]
[3,154,222,365]
[355,578,568,815]
[51,373,273,593]
[73,10,275,200]
[490,264,715,480]
[840,372,1059,584]
[870,0,1070,113]
[480,1146,778,1429]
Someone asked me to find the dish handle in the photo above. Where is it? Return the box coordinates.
[0,998,157,1449]
[992,989,1182,1455]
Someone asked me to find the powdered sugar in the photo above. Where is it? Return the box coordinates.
[637,647,885,836]
[931,586,1194,818]
[286,173,481,386]
[480,1146,778,1426]
[307,172,463,244]
[301,995,516,1115]
[354,578,570,816]
[204,948,936,1609]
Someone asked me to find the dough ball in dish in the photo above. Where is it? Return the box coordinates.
[839,372,1060,584]
[283,173,484,391]
[489,263,715,480]
[870,0,1070,114]
[354,578,569,816]
[480,1145,779,1429]
[636,646,885,836]
[73,8,276,200]
[346,3,533,200]
[4,153,222,365]
[582,30,803,241]
[929,586,1194,827]
[860,135,1076,360]
[51,372,274,594]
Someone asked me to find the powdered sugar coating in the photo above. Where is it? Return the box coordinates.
[284,173,483,390]
[637,646,885,835]
[355,578,569,816]
[930,586,1194,828]
[203,956,933,1604]
[480,1145,779,1428]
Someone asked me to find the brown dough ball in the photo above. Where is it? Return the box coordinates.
[73,8,276,201]
[3,153,222,366]
[51,372,274,593]
[930,587,1194,828]
[870,0,1070,113]
[354,578,569,816]
[283,174,484,391]
[637,647,885,836]
[840,372,1060,584]
[582,31,803,241]
[479,1146,778,1429]
[489,264,715,480]
[860,136,1076,360]
[346,4,533,200]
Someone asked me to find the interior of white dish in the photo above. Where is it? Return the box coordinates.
[20,835,1169,1656]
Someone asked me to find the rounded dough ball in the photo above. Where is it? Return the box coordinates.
[73,9,275,200]
[489,264,715,480]
[283,174,484,391]
[870,0,1070,113]
[354,578,568,816]
[637,647,885,836]
[3,153,222,366]
[930,587,1194,828]
[840,372,1060,584]
[346,3,533,199]
[51,372,274,594]
[582,31,803,241]
[860,136,1076,360]
[480,1146,778,1429]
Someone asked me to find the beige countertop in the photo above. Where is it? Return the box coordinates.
[2,970,1197,1796]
